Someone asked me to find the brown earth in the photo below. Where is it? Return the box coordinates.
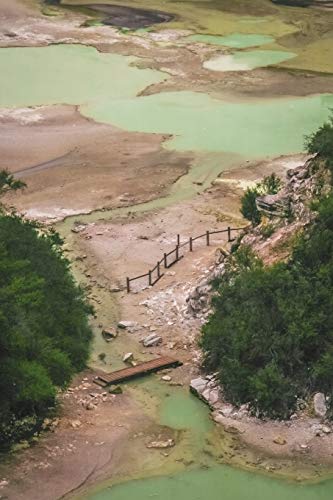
[1,105,191,221]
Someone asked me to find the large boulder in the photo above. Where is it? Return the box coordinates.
[190,377,207,397]
[256,191,291,218]
[313,392,327,418]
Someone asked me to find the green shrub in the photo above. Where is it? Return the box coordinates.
[261,223,275,239]
[241,188,261,225]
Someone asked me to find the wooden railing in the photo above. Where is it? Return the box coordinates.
[126,226,246,293]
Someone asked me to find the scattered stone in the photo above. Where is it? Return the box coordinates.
[322,425,331,434]
[161,375,172,382]
[273,436,287,445]
[0,480,9,488]
[86,402,97,410]
[147,438,175,449]
[142,334,162,347]
[123,352,134,363]
[71,420,82,429]
[118,320,136,330]
[313,393,327,418]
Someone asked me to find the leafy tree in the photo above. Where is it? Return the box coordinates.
[240,188,261,225]
[306,113,333,179]
[0,174,92,447]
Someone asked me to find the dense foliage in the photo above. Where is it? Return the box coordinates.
[241,173,283,225]
[202,120,333,419]
[0,175,92,446]
[306,114,333,181]
[202,195,333,418]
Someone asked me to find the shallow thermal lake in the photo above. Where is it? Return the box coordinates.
[0,44,332,159]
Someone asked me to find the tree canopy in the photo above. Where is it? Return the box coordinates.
[0,172,92,447]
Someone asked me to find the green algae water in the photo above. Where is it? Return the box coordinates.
[188,33,274,48]
[84,91,333,156]
[82,380,333,500]
[0,44,167,107]
[85,466,333,500]
[1,45,332,158]
[203,49,296,72]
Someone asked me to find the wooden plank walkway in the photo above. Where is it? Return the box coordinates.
[94,356,182,387]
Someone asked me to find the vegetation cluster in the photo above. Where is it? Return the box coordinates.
[0,173,92,447]
[201,119,333,419]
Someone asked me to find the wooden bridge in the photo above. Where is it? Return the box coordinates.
[94,356,182,387]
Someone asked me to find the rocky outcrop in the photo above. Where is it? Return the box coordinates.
[256,192,291,218]
[186,248,229,319]
[256,156,330,224]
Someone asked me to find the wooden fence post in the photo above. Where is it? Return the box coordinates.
[164,253,167,268]
[189,237,193,252]
[157,261,160,278]
[206,230,210,246]
[126,277,130,293]
[149,270,152,286]
[176,246,179,261]
[227,226,231,242]
[177,234,180,246]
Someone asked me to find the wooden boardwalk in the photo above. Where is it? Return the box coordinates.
[94,356,182,387]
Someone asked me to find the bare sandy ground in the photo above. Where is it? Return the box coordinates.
[1,105,191,221]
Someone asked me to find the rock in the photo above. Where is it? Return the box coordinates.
[146,438,175,449]
[118,320,136,330]
[109,386,123,395]
[142,334,162,347]
[313,392,327,418]
[256,191,291,218]
[86,402,96,410]
[102,328,118,341]
[224,425,241,434]
[71,420,82,429]
[273,436,287,445]
[322,425,331,434]
[207,388,220,406]
[123,352,134,363]
[219,404,234,418]
[0,480,9,488]
[161,375,172,382]
[190,377,207,397]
